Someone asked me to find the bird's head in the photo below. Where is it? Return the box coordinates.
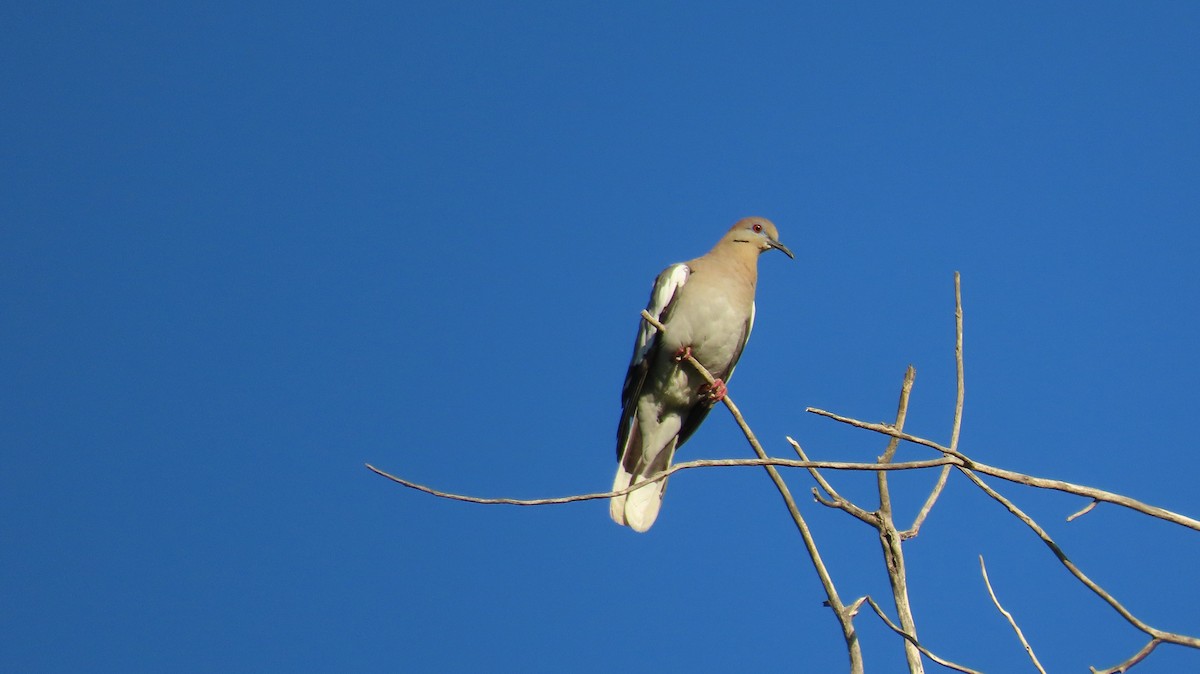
[728,217,794,259]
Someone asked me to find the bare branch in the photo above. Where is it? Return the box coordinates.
[864,596,983,674]
[787,436,876,525]
[366,456,957,506]
[904,272,964,538]
[374,275,1200,673]
[805,408,966,457]
[949,271,965,454]
[805,409,1200,533]
[902,465,951,540]
[1091,638,1163,674]
[979,556,1047,674]
[958,467,1200,657]
[672,347,864,674]
[1067,499,1100,522]
[810,487,842,510]
[847,595,868,618]
[962,461,1200,532]
[875,365,924,674]
[878,365,916,466]
[639,309,668,332]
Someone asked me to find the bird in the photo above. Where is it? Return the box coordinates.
[610,217,793,532]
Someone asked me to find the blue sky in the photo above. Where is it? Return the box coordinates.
[4,2,1199,672]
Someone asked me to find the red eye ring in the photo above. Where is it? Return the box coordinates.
[752,223,763,233]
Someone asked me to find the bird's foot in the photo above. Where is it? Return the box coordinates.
[673,346,693,362]
[700,379,727,403]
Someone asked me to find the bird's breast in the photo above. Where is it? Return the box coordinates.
[663,285,751,379]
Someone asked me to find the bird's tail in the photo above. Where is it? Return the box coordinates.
[620,473,668,533]
[610,428,676,533]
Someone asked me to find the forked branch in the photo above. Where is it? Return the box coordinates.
[805,409,1200,533]
[370,272,1198,673]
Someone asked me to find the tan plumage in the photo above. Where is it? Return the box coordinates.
[611,217,793,532]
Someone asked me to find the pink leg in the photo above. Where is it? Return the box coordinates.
[700,378,727,403]
[673,345,693,362]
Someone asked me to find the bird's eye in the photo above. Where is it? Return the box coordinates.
[752,223,763,233]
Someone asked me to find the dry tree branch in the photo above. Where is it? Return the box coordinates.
[903,466,951,539]
[802,272,1199,671]
[804,409,1200,533]
[846,595,868,618]
[657,312,864,674]
[365,456,957,506]
[963,462,1200,531]
[877,366,916,469]
[1091,638,1163,674]
[958,467,1200,665]
[979,555,1047,674]
[805,409,968,458]
[949,271,966,452]
[372,272,1199,672]
[863,596,983,674]
[787,436,876,525]
[875,366,925,674]
[1067,499,1100,522]
[807,275,962,672]
[902,272,964,538]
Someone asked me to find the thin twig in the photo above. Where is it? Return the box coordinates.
[878,365,915,467]
[371,271,1200,673]
[639,309,668,332]
[672,346,864,674]
[979,556,1047,674]
[787,436,876,525]
[864,596,983,674]
[804,271,1200,671]
[805,409,966,458]
[847,595,868,618]
[1067,499,1100,522]
[959,467,1200,656]
[949,271,965,454]
[902,466,951,540]
[904,272,964,538]
[366,456,956,506]
[1091,638,1163,674]
[805,408,1200,533]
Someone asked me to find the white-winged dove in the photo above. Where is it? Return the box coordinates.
[611,217,793,532]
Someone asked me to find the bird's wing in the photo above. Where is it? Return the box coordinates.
[615,263,690,457]
[723,300,755,381]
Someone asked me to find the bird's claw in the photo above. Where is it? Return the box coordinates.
[700,379,727,403]
[673,346,693,362]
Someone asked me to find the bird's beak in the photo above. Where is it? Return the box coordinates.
[769,238,795,259]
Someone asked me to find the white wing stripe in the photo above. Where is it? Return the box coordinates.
[632,264,690,367]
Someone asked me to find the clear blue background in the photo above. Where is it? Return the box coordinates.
[4,2,1199,672]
